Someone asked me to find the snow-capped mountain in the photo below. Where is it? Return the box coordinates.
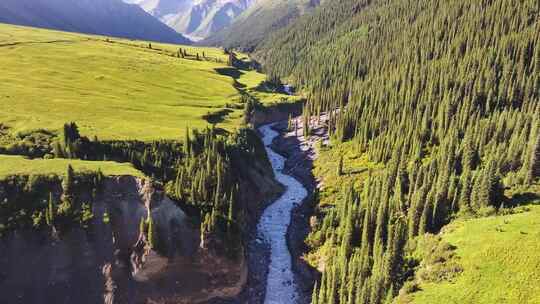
[126,0,254,41]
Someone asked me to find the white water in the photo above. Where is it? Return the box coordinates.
[283,85,294,95]
[258,123,308,304]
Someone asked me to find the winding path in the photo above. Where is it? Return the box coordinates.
[258,123,308,304]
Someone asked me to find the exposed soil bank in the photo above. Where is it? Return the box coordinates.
[249,102,304,128]
[0,176,199,304]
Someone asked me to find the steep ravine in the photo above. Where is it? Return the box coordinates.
[0,114,319,304]
[224,117,323,304]
[0,154,283,304]
[271,116,328,301]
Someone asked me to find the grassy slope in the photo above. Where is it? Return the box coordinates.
[411,202,540,304]
[0,23,290,141]
[313,141,383,207]
[0,155,144,178]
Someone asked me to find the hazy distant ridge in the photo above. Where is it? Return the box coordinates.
[0,0,190,44]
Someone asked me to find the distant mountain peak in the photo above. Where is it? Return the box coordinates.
[126,0,256,41]
[0,0,191,44]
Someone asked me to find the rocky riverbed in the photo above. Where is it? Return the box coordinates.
[258,123,308,303]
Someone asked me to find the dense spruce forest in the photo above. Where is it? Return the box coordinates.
[256,0,540,302]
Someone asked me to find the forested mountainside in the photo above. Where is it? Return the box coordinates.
[202,0,323,51]
[0,0,189,44]
[257,0,540,302]
[126,0,254,41]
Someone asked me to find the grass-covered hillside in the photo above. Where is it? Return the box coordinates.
[0,23,292,142]
[0,155,144,179]
[409,200,540,304]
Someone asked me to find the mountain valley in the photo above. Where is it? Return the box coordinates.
[0,0,539,303]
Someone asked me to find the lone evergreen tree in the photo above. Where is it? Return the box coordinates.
[139,216,146,237]
[184,127,192,157]
[63,165,75,196]
[46,192,55,227]
[526,123,540,184]
[303,116,310,138]
[338,155,344,176]
[227,190,235,232]
[147,216,156,249]
[288,114,293,131]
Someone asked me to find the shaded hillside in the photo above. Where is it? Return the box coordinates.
[0,0,190,44]
[203,0,323,51]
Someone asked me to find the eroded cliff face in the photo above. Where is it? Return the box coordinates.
[249,104,304,128]
[0,176,196,304]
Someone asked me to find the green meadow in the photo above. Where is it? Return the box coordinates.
[411,202,540,304]
[0,155,144,178]
[0,23,293,142]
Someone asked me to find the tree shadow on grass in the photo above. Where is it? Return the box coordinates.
[202,109,234,124]
[215,67,243,79]
[215,67,247,90]
[254,81,286,94]
[508,191,540,207]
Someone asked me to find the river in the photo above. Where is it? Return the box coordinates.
[258,123,308,304]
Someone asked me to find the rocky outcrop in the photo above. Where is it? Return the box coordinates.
[248,101,304,128]
[0,176,195,304]
[126,0,254,42]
